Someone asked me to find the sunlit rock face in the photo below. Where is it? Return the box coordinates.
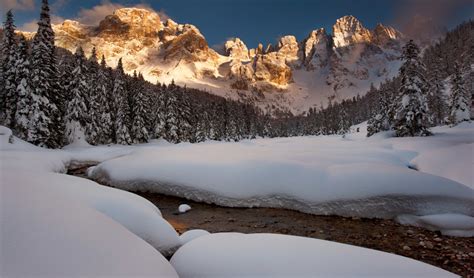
[225,38,249,61]
[19,9,406,112]
[301,28,331,70]
[332,15,373,48]
[372,23,403,45]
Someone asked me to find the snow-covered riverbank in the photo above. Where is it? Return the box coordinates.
[88,122,474,234]
[1,123,472,276]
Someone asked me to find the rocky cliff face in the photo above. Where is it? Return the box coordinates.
[39,8,406,113]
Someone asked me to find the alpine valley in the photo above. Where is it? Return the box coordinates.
[22,8,405,114]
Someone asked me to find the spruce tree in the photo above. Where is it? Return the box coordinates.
[29,0,63,148]
[13,35,32,140]
[86,47,102,144]
[367,82,392,136]
[448,62,470,125]
[113,58,132,144]
[427,58,447,125]
[338,105,351,134]
[177,89,193,142]
[163,86,180,143]
[393,40,431,137]
[153,84,167,139]
[0,10,17,127]
[65,47,89,144]
[95,55,113,144]
[130,73,149,143]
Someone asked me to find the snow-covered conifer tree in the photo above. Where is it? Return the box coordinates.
[94,55,113,144]
[164,86,180,143]
[448,62,470,125]
[427,58,447,125]
[29,0,63,148]
[130,73,149,143]
[338,104,351,134]
[65,47,89,144]
[393,40,431,137]
[13,35,32,140]
[85,47,102,144]
[0,10,17,127]
[367,82,393,136]
[113,58,132,144]
[152,85,167,139]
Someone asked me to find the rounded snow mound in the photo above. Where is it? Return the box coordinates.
[180,229,210,245]
[171,233,456,277]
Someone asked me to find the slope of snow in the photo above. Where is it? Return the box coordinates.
[89,123,474,224]
[170,233,456,277]
[0,128,181,275]
[1,172,178,277]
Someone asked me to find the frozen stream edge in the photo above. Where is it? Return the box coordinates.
[91,170,474,219]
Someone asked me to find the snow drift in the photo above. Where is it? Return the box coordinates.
[0,128,180,276]
[171,233,456,277]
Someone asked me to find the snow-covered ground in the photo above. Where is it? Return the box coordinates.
[1,123,472,276]
[0,127,180,276]
[88,122,474,236]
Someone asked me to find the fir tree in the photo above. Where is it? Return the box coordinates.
[153,84,167,139]
[448,62,470,125]
[338,104,351,134]
[113,58,132,144]
[0,10,17,126]
[29,0,63,148]
[65,47,89,144]
[95,55,113,144]
[86,47,102,144]
[177,89,193,142]
[367,82,392,136]
[13,35,32,140]
[130,73,149,143]
[427,57,447,125]
[163,86,180,143]
[393,40,431,137]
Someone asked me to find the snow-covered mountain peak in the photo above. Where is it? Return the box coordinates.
[373,23,403,45]
[302,28,330,69]
[332,15,372,48]
[225,38,250,60]
[97,7,163,38]
[276,35,299,62]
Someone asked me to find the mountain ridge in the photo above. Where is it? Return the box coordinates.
[20,8,406,114]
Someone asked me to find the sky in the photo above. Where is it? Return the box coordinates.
[1,0,473,49]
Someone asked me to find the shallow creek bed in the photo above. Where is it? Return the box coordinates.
[68,166,474,277]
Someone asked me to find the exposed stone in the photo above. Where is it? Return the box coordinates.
[225,38,249,60]
[332,15,373,48]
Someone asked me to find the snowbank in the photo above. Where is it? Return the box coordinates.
[410,143,473,188]
[0,128,180,275]
[180,229,211,245]
[1,172,178,277]
[396,214,474,237]
[171,233,456,277]
[89,124,474,220]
